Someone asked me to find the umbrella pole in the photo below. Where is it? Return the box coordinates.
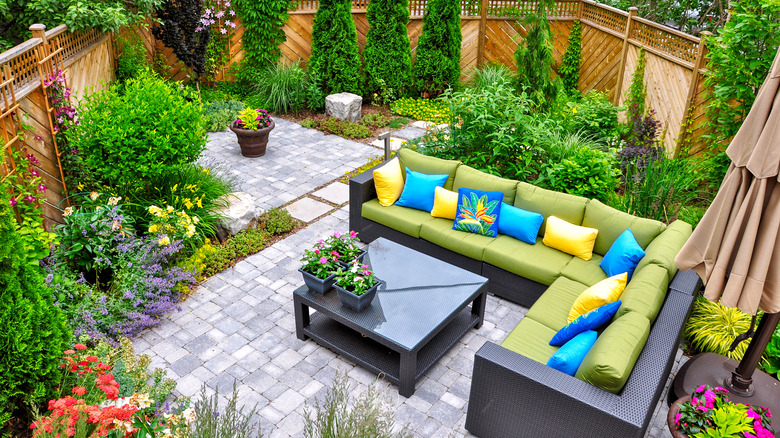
[727,312,780,396]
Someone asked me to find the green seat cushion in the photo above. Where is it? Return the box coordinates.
[635,220,693,279]
[575,311,651,393]
[525,276,589,331]
[419,218,494,260]
[452,165,518,204]
[560,254,608,287]
[398,148,461,191]
[616,264,669,323]
[501,317,559,364]
[581,200,666,255]
[362,199,437,238]
[514,182,589,236]
[483,235,573,285]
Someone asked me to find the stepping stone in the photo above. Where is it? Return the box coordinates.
[411,120,450,131]
[371,137,407,152]
[285,197,333,223]
[312,182,350,205]
[391,126,427,140]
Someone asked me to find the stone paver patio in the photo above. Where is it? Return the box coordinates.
[137,120,683,438]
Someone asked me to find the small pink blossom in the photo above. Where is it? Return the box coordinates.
[349,230,357,238]
[319,257,327,264]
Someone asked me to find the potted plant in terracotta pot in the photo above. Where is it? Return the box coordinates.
[299,240,341,294]
[668,384,774,438]
[334,260,382,311]
[230,107,275,157]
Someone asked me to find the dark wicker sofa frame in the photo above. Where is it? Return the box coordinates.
[349,166,702,438]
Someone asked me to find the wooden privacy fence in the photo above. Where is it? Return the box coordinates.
[0,24,114,227]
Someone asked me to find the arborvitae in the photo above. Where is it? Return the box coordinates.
[411,0,462,98]
[559,20,582,95]
[0,182,70,428]
[514,0,559,107]
[309,0,363,96]
[363,0,412,100]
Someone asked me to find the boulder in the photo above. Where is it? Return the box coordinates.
[325,92,362,122]
[214,192,264,236]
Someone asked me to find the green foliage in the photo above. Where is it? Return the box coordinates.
[467,64,514,90]
[599,0,727,34]
[248,61,308,113]
[390,97,450,124]
[303,371,412,438]
[387,117,409,129]
[410,0,462,97]
[364,0,412,101]
[341,154,388,184]
[677,205,707,229]
[559,20,582,95]
[199,228,272,277]
[561,91,622,142]
[762,325,780,379]
[300,116,375,139]
[537,144,619,202]
[625,49,647,121]
[202,99,245,132]
[691,404,754,438]
[685,296,757,362]
[360,112,393,129]
[0,176,70,429]
[309,0,363,96]
[115,31,150,83]
[204,29,231,82]
[67,72,207,189]
[190,383,261,438]
[514,0,559,108]
[235,0,290,73]
[258,207,298,235]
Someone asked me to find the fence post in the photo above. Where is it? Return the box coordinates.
[612,7,636,105]
[477,0,489,67]
[29,24,49,57]
[674,31,710,158]
[577,0,583,18]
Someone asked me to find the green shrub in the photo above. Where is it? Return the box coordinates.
[235,0,289,72]
[360,112,393,128]
[0,179,70,427]
[558,20,582,95]
[387,117,409,129]
[537,146,619,202]
[390,97,450,124]
[300,116,374,139]
[202,99,244,132]
[115,31,149,82]
[364,0,412,101]
[467,64,514,90]
[762,326,780,379]
[678,205,707,229]
[259,207,298,235]
[248,61,308,113]
[309,0,362,96]
[67,72,207,189]
[565,91,622,142]
[685,296,757,362]
[514,0,559,108]
[625,49,647,121]
[410,0,461,97]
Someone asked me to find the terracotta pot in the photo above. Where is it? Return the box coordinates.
[230,120,275,157]
[667,395,692,438]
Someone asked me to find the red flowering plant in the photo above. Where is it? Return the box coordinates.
[674,384,774,438]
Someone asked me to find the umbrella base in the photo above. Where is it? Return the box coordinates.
[670,353,780,413]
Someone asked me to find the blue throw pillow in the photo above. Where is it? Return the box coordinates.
[452,188,502,237]
[550,300,622,346]
[600,229,646,279]
[547,330,598,376]
[497,202,544,244]
[395,168,449,212]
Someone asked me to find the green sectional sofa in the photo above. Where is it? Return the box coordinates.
[348,149,702,438]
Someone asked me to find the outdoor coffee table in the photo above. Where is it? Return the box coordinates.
[293,237,488,397]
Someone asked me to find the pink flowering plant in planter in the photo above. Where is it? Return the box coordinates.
[300,240,341,280]
[234,107,272,130]
[335,260,378,296]
[674,385,774,438]
[325,230,362,263]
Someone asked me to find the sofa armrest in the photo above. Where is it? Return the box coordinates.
[669,269,702,296]
[349,163,385,236]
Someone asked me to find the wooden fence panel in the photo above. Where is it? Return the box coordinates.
[579,23,623,101]
[65,37,114,102]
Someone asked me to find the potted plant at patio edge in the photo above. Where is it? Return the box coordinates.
[334,260,381,312]
[230,107,275,157]
[299,241,341,294]
[667,384,774,438]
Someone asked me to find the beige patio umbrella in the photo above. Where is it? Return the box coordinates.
[672,46,780,408]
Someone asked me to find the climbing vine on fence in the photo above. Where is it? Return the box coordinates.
[559,20,581,95]
[235,0,290,77]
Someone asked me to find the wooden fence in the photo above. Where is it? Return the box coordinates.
[0,24,114,227]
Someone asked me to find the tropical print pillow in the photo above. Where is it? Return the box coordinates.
[452,188,502,237]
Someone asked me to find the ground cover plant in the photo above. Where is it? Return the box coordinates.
[300,116,375,139]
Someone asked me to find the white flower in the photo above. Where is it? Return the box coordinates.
[63,206,73,217]
[182,408,196,424]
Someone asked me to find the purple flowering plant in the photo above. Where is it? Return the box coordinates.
[234,107,272,130]
[335,260,378,296]
[300,239,341,279]
[674,385,774,438]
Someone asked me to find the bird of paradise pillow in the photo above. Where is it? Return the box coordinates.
[452,188,503,237]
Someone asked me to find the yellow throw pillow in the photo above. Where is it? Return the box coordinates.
[567,273,628,322]
[543,215,599,260]
[430,187,458,219]
[373,157,404,206]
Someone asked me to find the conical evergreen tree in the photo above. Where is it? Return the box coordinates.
[363,0,412,100]
[411,0,461,97]
[0,178,70,427]
[514,0,559,107]
[309,0,363,96]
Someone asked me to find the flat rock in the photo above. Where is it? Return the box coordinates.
[215,192,263,235]
[391,126,427,140]
[285,197,332,223]
[312,182,350,205]
[325,93,362,122]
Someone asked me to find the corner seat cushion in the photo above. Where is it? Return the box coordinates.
[635,220,693,279]
[501,317,559,365]
[514,182,589,236]
[560,254,608,287]
[420,218,495,260]
[398,148,460,191]
[483,235,573,286]
[581,199,666,255]
[575,311,651,394]
[615,263,669,323]
[525,276,588,331]
[362,199,437,238]
[452,165,518,204]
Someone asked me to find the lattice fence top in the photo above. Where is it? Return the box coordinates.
[291,0,579,17]
[581,1,627,34]
[630,18,699,64]
[0,40,42,96]
[48,27,105,65]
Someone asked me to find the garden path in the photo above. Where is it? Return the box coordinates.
[135,120,683,438]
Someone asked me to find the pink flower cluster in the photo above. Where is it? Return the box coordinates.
[196,0,236,34]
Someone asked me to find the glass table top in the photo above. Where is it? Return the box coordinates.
[296,237,488,350]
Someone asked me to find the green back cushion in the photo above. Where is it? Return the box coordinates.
[452,165,518,204]
[575,311,651,393]
[362,199,436,238]
[501,317,559,365]
[398,148,461,191]
[514,182,589,236]
[582,200,666,255]
[616,264,669,323]
[635,220,693,279]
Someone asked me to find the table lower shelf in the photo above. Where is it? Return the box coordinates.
[303,307,480,388]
